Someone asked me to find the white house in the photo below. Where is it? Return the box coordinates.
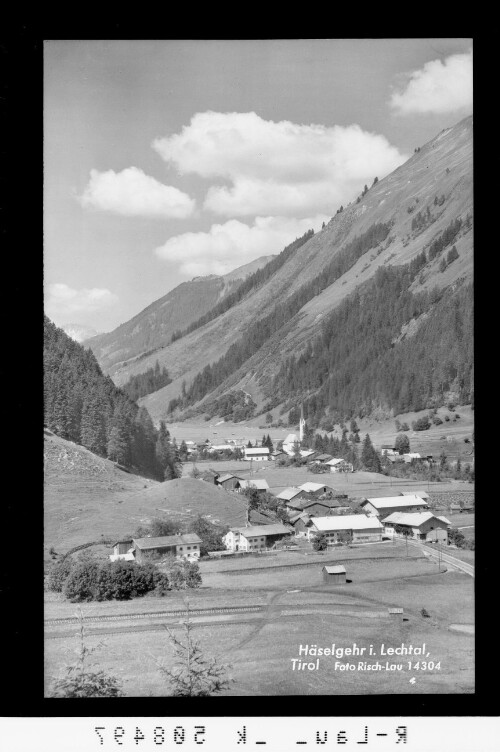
[325,458,354,473]
[244,447,270,461]
[360,494,429,519]
[383,511,450,543]
[307,514,384,543]
[223,523,292,552]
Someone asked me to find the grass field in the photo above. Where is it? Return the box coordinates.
[45,542,473,696]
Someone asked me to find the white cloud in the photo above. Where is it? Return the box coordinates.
[154,215,329,277]
[152,112,407,217]
[45,283,118,322]
[390,50,472,115]
[79,166,195,218]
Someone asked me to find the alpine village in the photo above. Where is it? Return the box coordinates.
[45,112,474,698]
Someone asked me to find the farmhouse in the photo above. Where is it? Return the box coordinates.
[322,565,347,584]
[214,473,243,491]
[360,494,429,519]
[235,478,270,494]
[383,512,451,543]
[325,458,354,473]
[403,452,422,463]
[223,523,292,552]
[132,533,202,563]
[244,446,269,461]
[308,514,384,543]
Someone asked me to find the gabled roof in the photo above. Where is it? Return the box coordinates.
[111,539,133,547]
[323,565,346,574]
[216,473,238,483]
[244,447,270,455]
[314,454,333,462]
[231,523,292,537]
[383,511,449,528]
[276,487,302,501]
[237,479,270,490]
[310,514,384,531]
[288,498,343,511]
[363,495,428,509]
[298,482,330,493]
[401,490,430,499]
[289,511,311,524]
[325,457,352,466]
[133,533,202,549]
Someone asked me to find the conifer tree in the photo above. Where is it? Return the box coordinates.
[361,434,381,473]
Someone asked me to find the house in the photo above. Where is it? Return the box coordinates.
[132,533,202,563]
[223,523,292,552]
[360,494,429,519]
[235,478,270,494]
[289,512,312,536]
[109,539,135,562]
[214,473,243,491]
[383,511,451,543]
[299,449,317,459]
[244,447,270,461]
[307,514,384,543]
[309,453,333,465]
[403,452,422,463]
[322,565,347,584]
[449,503,462,513]
[297,482,334,497]
[381,445,398,456]
[286,497,350,516]
[270,450,287,461]
[325,458,354,473]
[276,486,303,502]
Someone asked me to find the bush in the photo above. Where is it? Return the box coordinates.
[400,422,410,432]
[432,415,443,425]
[312,533,327,551]
[63,560,101,602]
[412,415,431,431]
[48,557,74,592]
[168,560,202,589]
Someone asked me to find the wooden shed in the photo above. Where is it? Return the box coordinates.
[322,565,346,584]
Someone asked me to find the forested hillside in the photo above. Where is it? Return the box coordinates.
[43,317,180,481]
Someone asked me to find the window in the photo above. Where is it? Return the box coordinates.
[187,546,191,550]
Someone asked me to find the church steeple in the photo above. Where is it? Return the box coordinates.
[299,404,305,443]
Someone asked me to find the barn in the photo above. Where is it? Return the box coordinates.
[360,494,429,519]
[133,534,202,563]
[322,565,346,584]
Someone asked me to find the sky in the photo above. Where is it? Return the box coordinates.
[44,39,473,333]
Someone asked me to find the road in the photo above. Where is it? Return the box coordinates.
[404,539,474,577]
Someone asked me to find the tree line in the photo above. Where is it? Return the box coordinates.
[121,360,172,402]
[44,316,181,480]
[168,221,392,414]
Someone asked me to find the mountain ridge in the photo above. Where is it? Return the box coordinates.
[90,116,473,425]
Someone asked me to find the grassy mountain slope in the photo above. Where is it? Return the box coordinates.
[86,254,275,374]
[44,431,253,553]
[87,117,471,424]
[128,117,472,422]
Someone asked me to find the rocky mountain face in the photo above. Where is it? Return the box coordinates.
[86,255,275,374]
[91,117,473,424]
[61,323,100,343]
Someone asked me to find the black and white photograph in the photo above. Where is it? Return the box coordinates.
[43,38,474,699]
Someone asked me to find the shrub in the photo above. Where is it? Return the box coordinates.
[444,414,450,421]
[312,533,327,551]
[63,560,101,602]
[412,415,431,431]
[168,560,202,590]
[432,415,443,425]
[48,557,74,592]
[400,422,410,431]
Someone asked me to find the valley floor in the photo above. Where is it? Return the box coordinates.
[44,541,473,697]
